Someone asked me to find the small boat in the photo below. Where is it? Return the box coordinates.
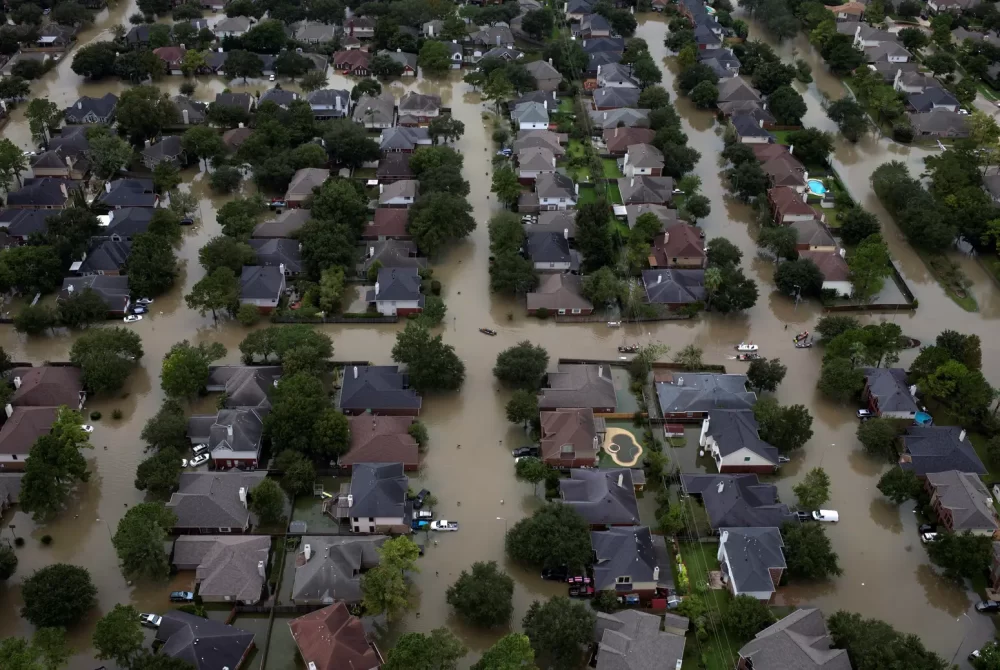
[607,321,622,328]
[794,339,813,349]
[479,328,497,336]
[735,342,758,352]
[737,353,761,361]
[793,331,810,342]
[618,344,639,354]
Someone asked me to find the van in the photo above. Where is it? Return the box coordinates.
[812,510,839,523]
[192,445,208,457]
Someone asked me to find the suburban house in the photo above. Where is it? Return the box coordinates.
[594,610,686,670]
[307,88,351,120]
[353,93,396,129]
[538,363,617,413]
[205,366,281,410]
[737,608,851,670]
[596,63,639,89]
[343,463,411,534]
[732,113,772,144]
[71,239,130,276]
[155,612,255,670]
[906,86,960,113]
[566,0,595,21]
[577,12,612,37]
[223,127,253,152]
[239,265,286,313]
[187,408,265,469]
[910,110,970,138]
[717,76,762,105]
[379,126,431,153]
[925,470,999,535]
[582,37,626,54]
[141,136,185,169]
[368,267,424,316]
[680,474,797,530]
[341,415,419,471]
[622,144,664,177]
[893,69,938,95]
[153,46,186,74]
[587,51,624,80]
[526,231,576,272]
[641,269,706,307]
[768,186,819,224]
[539,407,604,468]
[535,172,578,210]
[285,167,330,207]
[376,154,414,183]
[0,209,58,242]
[527,210,577,237]
[289,602,383,670]
[97,207,154,241]
[253,209,310,239]
[97,178,157,209]
[59,275,131,316]
[589,108,650,130]
[515,128,566,156]
[700,409,780,474]
[214,15,251,36]
[699,47,741,78]
[291,536,387,604]
[6,178,78,209]
[718,527,786,602]
[860,367,918,419]
[171,535,270,604]
[172,96,208,125]
[333,49,371,76]
[618,176,675,206]
[63,93,118,124]
[213,92,256,114]
[517,147,557,182]
[31,127,90,179]
[655,373,756,421]
[260,86,299,108]
[559,468,641,527]
[649,223,706,269]
[525,59,564,91]
[0,474,21,510]
[0,406,58,471]
[593,87,640,110]
[825,1,865,19]
[7,366,85,410]
[790,219,837,251]
[293,20,337,43]
[512,101,550,131]
[357,239,426,277]
[398,92,441,123]
[626,203,678,230]
[166,472,268,534]
[900,426,988,477]
[248,238,303,276]
[339,365,422,416]
[526,273,594,316]
[798,250,852,297]
[379,180,418,208]
[344,16,376,38]
[591,526,671,602]
[757,152,808,191]
[604,127,656,155]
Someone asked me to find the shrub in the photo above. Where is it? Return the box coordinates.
[177,603,207,617]
[40,535,52,545]
[430,280,442,295]
[535,307,550,319]
[237,303,260,326]
[112,409,123,420]
[90,411,102,420]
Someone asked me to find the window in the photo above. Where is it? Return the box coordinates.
[615,576,631,584]
[571,308,581,314]
[218,527,231,533]
[744,456,751,462]
[369,517,375,522]
[353,525,360,532]
[558,309,566,315]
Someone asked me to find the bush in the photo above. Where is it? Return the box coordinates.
[535,307,550,319]
[112,409,123,420]
[891,123,914,143]
[237,303,260,326]
[177,603,207,617]
[90,411,102,420]
[40,535,52,545]
[430,279,442,295]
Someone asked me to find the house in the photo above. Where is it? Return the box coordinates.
[517,147,557,182]
[284,167,329,207]
[398,92,441,123]
[30,145,89,180]
[790,219,836,251]
[717,76,762,104]
[760,153,808,191]
[344,463,411,534]
[125,24,153,46]
[363,208,410,240]
[576,12,612,37]
[649,223,706,269]
[444,41,465,68]
[357,240,425,277]
[333,50,371,76]
[377,154,414,183]
[72,239,131,276]
[379,180,418,207]
[379,126,431,153]
[7,366,85,410]
[694,23,723,49]
[539,363,617,413]
[166,472,268,534]
[293,20,337,43]
[641,269,705,307]
[469,24,515,49]
[717,527,786,601]
[619,176,675,206]
[239,266,285,313]
[422,19,443,36]
[860,367,918,419]
[205,365,281,410]
[907,86,960,113]
[382,49,418,77]
[248,238,303,276]
[0,209,58,242]
[514,129,567,156]
[289,603,382,670]
[566,0,595,21]
[893,69,938,94]
[260,86,299,109]
[768,186,817,225]
[141,136,184,169]
[96,207,153,241]
[512,101,550,131]
[589,108,650,130]
[622,144,664,178]
[526,209,576,237]
[344,16,376,38]
[682,474,796,530]
[597,63,639,88]
[732,113,772,144]
[526,231,576,272]
[871,60,919,82]
[655,373,756,420]
[900,426,988,477]
[172,96,208,125]
[339,365,422,416]
[307,89,351,120]
[737,608,852,670]
[0,406,58,471]
[604,127,656,156]
[156,611,255,670]
[341,415,419,471]
[171,535,270,604]
[952,27,997,44]
[925,470,999,536]
[253,209,310,239]
[223,126,253,151]
[154,46,186,75]
[910,110,970,138]
[6,178,77,209]
[594,610,686,670]
[540,408,603,467]
[214,92,255,115]
[368,267,424,316]
[625,204,677,230]
[0,473,22,508]
[59,275,131,316]
[825,1,865,19]
[536,172,578,210]
[97,178,157,209]
[526,273,594,315]
[699,47,741,78]
[214,16,252,37]
[525,59,563,91]
[592,526,671,600]
[291,536,387,604]
[582,37,626,54]
[700,409,779,474]
[560,468,640,527]
[187,408,265,469]
[593,87,640,110]
[798,250,852,297]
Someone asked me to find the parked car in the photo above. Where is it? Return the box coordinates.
[123,314,142,323]
[81,425,94,433]
[920,532,938,544]
[794,511,812,522]
[777,455,790,464]
[414,510,434,520]
[976,600,1000,613]
[169,591,194,602]
[136,298,154,305]
[512,446,540,458]
[411,520,429,530]
[569,585,595,598]
[430,520,459,531]
[856,409,873,420]
[812,510,839,522]
[139,613,162,628]
[918,523,935,534]
[411,488,431,509]
[541,566,569,581]
[189,453,209,467]
[132,305,147,314]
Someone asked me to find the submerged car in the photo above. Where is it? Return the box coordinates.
[169,591,194,602]
[976,600,1000,613]
[81,425,94,433]
[139,613,162,628]
[812,510,839,523]
[430,520,459,531]
[541,566,569,581]
[512,446,540,458]
[920,532,938,544]
[123,314,142,323]
[856,409,873,420]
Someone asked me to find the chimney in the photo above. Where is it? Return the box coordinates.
[144,139,151,148]
[758,118,764,128]
[960,429,967,441]
[631,177,635,188]
[379,183,384,194]
[717,481,724,494]
[788,144,794,155]
[604,112,608,119]
[374,281,380,295]
[105,181,111,193]
[624,152,629,166]
[677,376,684,385]
[653,566,659,581]
[238,122,245,128]
[397,48,401,52]
[77,101,82,109]
[721,530,729,543]
[4,403,11,419]
[599,364,603,376]
[304,544,312,561]
[353,366,358,378]
[347,494,354,506]
[617,473,623,488]
[65,154,74,169]
[801,190,807,203]
[544,99,547,110]
[598,64,602,75]
[257,560,266,578]
[238,487,247,507]
[369,246,375,258]
[552,156,556,168]
[227,425,233,439]
[909,384,917,397]
[563,228,569,239]
[657,274,662,284]
[279,263,285,275]
[182,108,189,124]
[839,248,846,258]
[59,182,67,199]
[574,183,579,195]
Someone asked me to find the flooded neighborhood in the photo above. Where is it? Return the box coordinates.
[1,0,1000,668]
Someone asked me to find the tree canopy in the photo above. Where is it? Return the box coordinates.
[522,596,595,670]
[493,341,549,390]
[21,564,97,627]
[446,561,515,628]
[113,502,177,580]
[506,503,593,571]
[392,322,466,392]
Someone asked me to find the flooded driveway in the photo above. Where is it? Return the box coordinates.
[0,4,999,668]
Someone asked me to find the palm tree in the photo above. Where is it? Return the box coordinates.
[704,266,723,310]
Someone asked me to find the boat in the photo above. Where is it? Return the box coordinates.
[607,321,622,328]
[794,340,813,349]
[735,342,758,352]
[737,353,761,361]
[618,344,639,354]
[479,328,497,336]
[793,331,810,342]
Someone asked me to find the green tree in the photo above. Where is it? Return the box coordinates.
[161,340,226,399]
[323,119,381,168]
[199,236,255,274]
[471,634,534,670]
[224,49,265,82]
[506,503,592,571]
[768,85,807,126]
[299,70,328,92]
[275,450,316,497]
[185,267,239,321]
[362,536,421,621]
[828,611,948,670]
[723,594,776,640]
[113,502,177,580]
[69,327,144,394]
[575,201,615,271]
[88,131,134,180]
[25,98,62,144]
[753,397,813,453]
[0,138,27,191]
[658,502,688,536]
[57,288,110,329]
[817,357,864,403]
[72,42,118,80]
[0,628,71,670]
[491,166,521,208]
[275,51,312,78]
[266,373,348,461]
[522,596,595,670]
[141,399,189,452]
[926,531,993,581]
[746,357,787,393]
[706,237,743,268]
[135,447,183,497]
[848,235,891,302]
[781,521,843,579]
[127,233,178,298]
[249,477,285,525]
[581,266,622,306]
[493,341,549,389]
[446,561,515,627]
[93,604,145,669]
[877,467,922,503]
[383,628,466,670]
[857,417,900,462]
[408,192,477,255]
[515,456,550,495]
[826,97,869,142]
[20,564,97,627]
[815,315,860,341]
[839,207,881,245]
[689,80,718,108]
[392,322,466,392]
[418,40,451,74]
[793,467,830,509]
[2,246,64,295]
[483,70,515,113]
[318,267,346,313]
[506,389,539,426]
[0,544,17,580]
[182,125,226,168]
[428,115,465,144]
[935,329,982,370]
[116,85,179,144]
[758,225,799,260]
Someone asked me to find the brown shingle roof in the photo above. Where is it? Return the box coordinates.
[363,208,410,239]
[289,603,379,670]
[10,367,83,408]
[651,223,705,266]
[604,127,656,153]
[526,273,594,313]
[799,250,850,281]
[769,186,814,218]
[540,408,599,461]
[340,415,419,468]
[0,406,58,456]
[333,50,370,70]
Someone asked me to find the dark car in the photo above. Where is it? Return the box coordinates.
[918,523,935,534]
[541,566,569,581]
[512,446,540,458]
[975,600,1000,613]
[411,488,431,509]
[169,591,195,602]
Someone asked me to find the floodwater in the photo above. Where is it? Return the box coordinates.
[0,3,998,668]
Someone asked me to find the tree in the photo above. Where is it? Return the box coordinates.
[57,288,109,329]
[877,467,922,504]
[815,315,860,341]
[1,246,63,295]
[515,457,550,496]
[848,235,891,302]
[418,40,451,75]
[182,126,226,168]
[21,564,97,627]
[758,225,799,261]
[575,201,615,272]
[774,258,823,298]
[318,266,346,313]
[392,322,466,392]
[319,119,381,169]
[857,417,900,462]
[723,594,776,640]
[781,521,843,580]
[494,341,549,389]
[678,64,718,95]
[706,237,743,269]
[711,266,759,313]
[829,611,948,670]
[152,161,182,193]
[522,7,554,38]
[428,116,465,146]
[224,50,264,82]
[935,330,982,370]
[94,604,145,669]
[826,97,869,142]
[383,628,466,670]
[0,545,16,580]
[818,357,864,403]
[747,357,787,393]
[216,196,265,238]
[522,596,595,670]
[25,98,62,144]
[472,634,534,670]
[446,561,514,628]
[70,327,144,394]
[0,139,27,191]
[898,26,928,53]
[135,447,183,497]
[362,536,420,621]
[209,165,242,193]
[491,166,521,208]
[753,397,813,453]
[793,467,830,509]
[276,450,316,497]
[0,629,71,670]
[0,76,30,102]
[785,128,834,166]
[275,51,312,79]
[116,85,179,144]
[351,79,382,101]
[927,531,993,581]
[506,389,538,426]
[88,131,134,180]
[161,340,226,398]
[768,85,807,126]
[125,233,177,299]
[199,236,255,274]
[185,267,239,321]
[72,42,118,79]
[506,503,592,571]
[673,344,705,370]
[298,70,328,93]
[266,374,346,461]
[632,53,662,87]
[141,399,189,452]
[689,80,718,108]
[112,502,176,580]
[581,266,622,306]
[839,207,880,245]
[249,477,285,524]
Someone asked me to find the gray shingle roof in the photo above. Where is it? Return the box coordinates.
[339,365,422,413]
[77,239,130,274]
[292,535,387,603]
[513,101,550,124]
[260,86,299,108]
[142,138,183,165]
[655,373,755,414]
[166,472,267,530]
[861,367,918,414]
[286,168,330,199]
[1,208,58,238]
[591,526,664,590]
[357,239,426,274]
[925,470,998,532]
[738,608,852,670]
[907,86,959,112]
[525,59,563,82]
[206,365,281,409]
[719,526,785,594]
[7,178,77,207]
[379,126,430,151]
[589,108,650,129]
[399,92,441,115]
[536,172,576,199]
[64,93,118,122]
[349,462,409,518]
[582,37,625,53]
[173,535,270,602]
[379,179,418,202]
[681,473,797,529]
[594,87,640,109]
[371,267,422,302]
[560,469,640,525]
[706,409,779,465]
[539,363,617,411]
[353,92,395,125]
[527,231,571,263]
[156,611,255,670]
[252,209,310,238]
[98,178,156,208]
[789,219,836,247]
[717,76,761,103]
[900,426,987,476]
[204,408,265,460]
[641,269,705,304]
[619,176,675,205]
[248,238,303,274]
[59,275,130,312]
[596,609,686,670]
[240,265,285,300]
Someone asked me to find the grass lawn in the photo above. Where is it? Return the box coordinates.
[771,130,793,145]
[678,542,745,670]
[607,183,623,205]
[916,250,979,312]
[567,139,587,158]
[976,81,1000,102]
[602,158,623,179]
[578,185,598,205]
[809,203,842,228]
[557,98,575,114]
[981,254,1000,288]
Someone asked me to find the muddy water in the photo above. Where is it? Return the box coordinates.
[0,5,997,668]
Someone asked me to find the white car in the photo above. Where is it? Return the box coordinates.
[123,314,142,323]
[269,73,275,81]
[181,458,189,468]
[81,425,94,433]
[132,306,147,314]
[812,510,839,523]
[430,520,459,531]
[189,453,210,467]
[136,298,153,305]
[921,532,938,544]
[139,613,162,628]
[856,409,873,420]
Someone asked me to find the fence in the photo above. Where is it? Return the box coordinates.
[553,313,692,323]
[271,315,398,324]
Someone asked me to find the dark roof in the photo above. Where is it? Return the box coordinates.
[719,527,785,594]
[59,275,130,312]
[252,209,310,239]
[655,373,755,414]
[6,178,77,207]
[248,238,303,274]
[900,426,987,476]
[380,126,430,152]
[681,474,796,529]
[339,365,422,413]
[206,365,281,410]
[560,469,640,525]
[732,113,770,138]
[100,207,154,238]
[738,608,852,670]
[925,470,998,532]
[9,367,83,408]
[641,269,705,304]
[349,462,408,518]
[172,535,270,602]
[372,267,422,301]
[260,86,299,108]
[364,208,410,239]
[539,363,617,411]
[240,265,285,300]
[596,609,686,670]
[77,239,131,273]
[582,36,626,53]
[0,208,59,238]
[155,611,255,670]
[907,86,960,113]
[526,231,572,263]
[376,153,413,179]
[594,87,640,109]
[619,176,675,205]
[342,415,419,468]
[861,367,918,414]
[706,410,779,465]
[591,526,665,590]
[291,536,386,602]
[357,239,426,274]
[215,92,255,109]
[166,472,267,529]
[63,93,117,122]
[142,136,183,163]
[98,179,156,208]
[0,406,58,456]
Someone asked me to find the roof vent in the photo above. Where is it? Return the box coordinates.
[717,481,724,494]
[353,366,358,379]
[304,544,311,560]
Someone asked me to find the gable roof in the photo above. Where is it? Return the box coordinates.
[518,146,556,172]
[1,208,59,238]
[357,239,425,274]
[253,208,310,239]
[590,108,650,129]
[719,526,785,594]
[399,92,440,116]
[9,367,83,408]
[248,238,303,275]
[289,602,380,670]
[349,462,408,518]
[223,126,253,150]
[260,86,299,108]
[526,230,572,264]
[214,92,254,110]
[59,275,130,312]
[342,415,419,468]
[596,610,686,670]
[291,535,387,603]
[379,180,418,203]
[655,373,755,414]
[682,474,796,529]
[605,127,656,153]
[156,611,255,670]
[207,366,281,410]
[379,126,430,151]
[353,92,395,124]
[339,365,422,413]
[536,172,576,199]
[7,178,76,207]
[717,76,761,103]
[173,535,270,602]
[910,109,969,135]
[651,223,705,265]
[98,178,156,208]
[770,186,814,218]
[527,273,594,313]
[789,219,836,247]
[619,176,675,205]
[907,86,959,112]
[582,36,626,53]
[166,472,267,529]
[539,363,617,411]
[926,470,998,532]
[64,93,118,122]
[514,129,566,155]
[799,250,849,282]
[706,409,779,465]
[901,425,987,476]
[560,469,640,525]
[365,208,410,239]
[625,143,663,169]
[738,608,852,670]
[240,265,285,300]
[598,62,638,86]
[286,168,330,199]
[513,101,550,124]
[591,526,664,590]
[377,152,414,179]
[641,269,705,304]
[215,16,251,32]
[861,367,917,414]
[77,239,130,273]
[0,406,58,456]
[594,87,640,109]
[525,59,563,82]
[540,408,599,461]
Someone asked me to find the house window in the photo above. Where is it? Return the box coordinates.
[744,456,751,462]
[369,517,375,522]
[571,308,582,314]
[354,525,360,532]
[615,576,631,584]
[218,527,231,533]
[558,309,566,315]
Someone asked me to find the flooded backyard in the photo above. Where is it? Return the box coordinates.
[0,3,999,668]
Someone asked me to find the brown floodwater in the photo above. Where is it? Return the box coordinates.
[0,5,998,668]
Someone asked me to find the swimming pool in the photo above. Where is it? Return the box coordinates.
[706,5,717,13]
[807,179,827,196]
